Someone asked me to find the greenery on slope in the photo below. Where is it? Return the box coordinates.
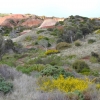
[0,15,100,99]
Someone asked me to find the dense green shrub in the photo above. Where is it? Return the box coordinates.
[88,39,96,44]
[40,65,73,79]
[90,56,98,63]
[74,40,81,46]
[30,55,63,66]
[91,52,99,58]
[0,75,13,94]
[24,36,32,41]
[17,64,45,74]
[72,60,90,73]
[56,42,71,50]
[50,32,57,36]
[75,31,83,39]
[37,30,45,34]
[59,21,64,25]
[47,28,53,31]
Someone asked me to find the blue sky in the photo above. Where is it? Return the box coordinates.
[0,0,100,18]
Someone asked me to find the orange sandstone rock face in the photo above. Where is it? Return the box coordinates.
[0,14,64,28]
[0,14,26,24]
[21,18,43,27]
[0,14,27,27]
[0,14,42,28]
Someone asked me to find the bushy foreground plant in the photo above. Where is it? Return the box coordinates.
[72,60,90,74]
[40,65,73,79]
[45,49,59,55]
[0,75,13,94]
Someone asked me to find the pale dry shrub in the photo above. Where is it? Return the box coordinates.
[83,84,99,100]
[0,65,22,80]
[36,91,67,100]
[6,74,37,100]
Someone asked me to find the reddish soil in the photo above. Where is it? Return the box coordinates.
[21,18,42,27]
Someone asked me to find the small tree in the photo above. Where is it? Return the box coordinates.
[38,39,49,51]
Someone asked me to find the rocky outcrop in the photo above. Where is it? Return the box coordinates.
[0,14,64,28]
[39,18,64,28]
[0,14,26,24]
[39,19,57,28]
[21,18,43,27]
[0,14,43,28]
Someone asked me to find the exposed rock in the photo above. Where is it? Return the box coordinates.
[39,19,58,28]
[39,18,64,28]
[0,14,26,25]
[21,18,42,27]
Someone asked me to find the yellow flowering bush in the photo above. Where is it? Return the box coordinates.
[38,75,92,93]
[45,49,59,55]
[96,84,100,89]
[38,35,49,40]
[38,35,45,40]
[94,29,100,34]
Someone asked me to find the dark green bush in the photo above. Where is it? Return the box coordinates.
[17,64,45,74]
[88,39,96,44]
[47,28,53,31]
[40,65,73,79]
[74,40,81,46]
[72,60,90,73]
[91,52,99,58]
[0,75,13,94]
[90,56,98,63]
[37,30,45,34]
[50,32,57,36]
[56,42,71,50]
[34,41,38,45]
[59,21,64,25]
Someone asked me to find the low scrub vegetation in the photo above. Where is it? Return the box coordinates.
[56,42,71,50]
[88,39,96,44]
[74,40,81,46]
[0,75,13,94]
[1,15,100,100]
[17,64,45,74]
[24,36,32,41]
[72,60,90,74]
[37,30,45,34]
[40,65,73,79]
